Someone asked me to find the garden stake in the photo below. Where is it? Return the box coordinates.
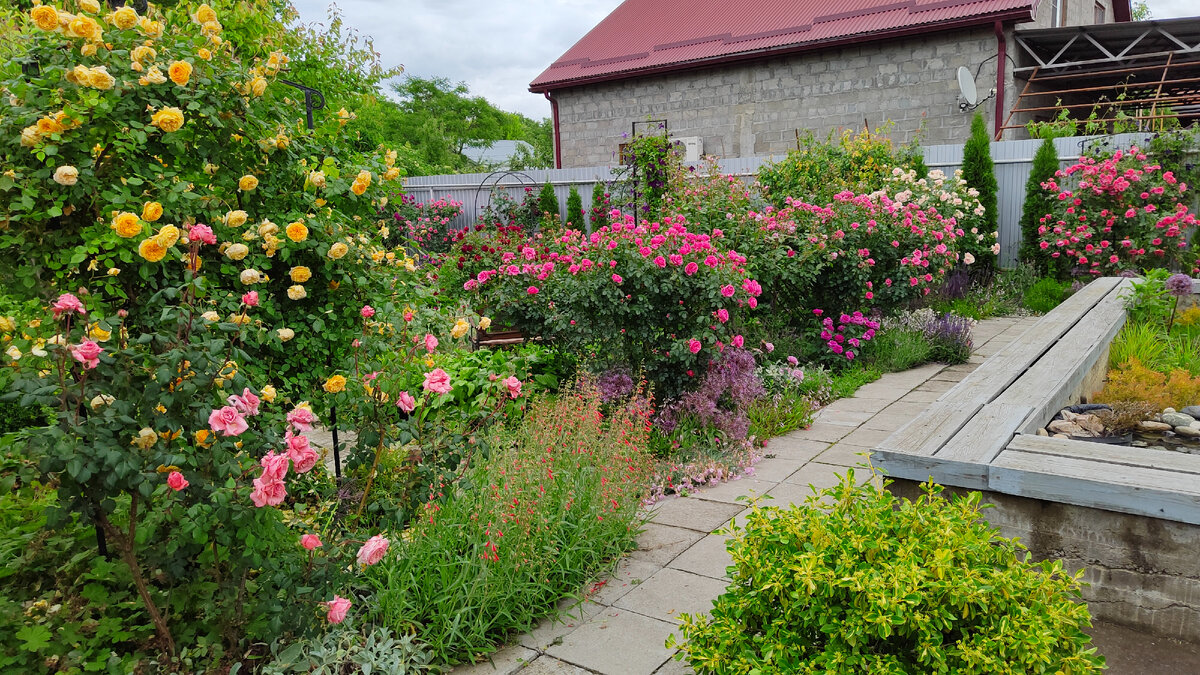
[355,430,388,518]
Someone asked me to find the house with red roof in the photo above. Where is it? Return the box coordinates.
[530,0,1131,168]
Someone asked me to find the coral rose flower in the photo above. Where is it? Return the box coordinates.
[356,535,390,566]
[300,534,322,550]
[167,471,189,491]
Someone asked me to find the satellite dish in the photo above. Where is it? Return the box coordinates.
[957,66,978,106]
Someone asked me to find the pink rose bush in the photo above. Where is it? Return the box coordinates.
[1034,146,1199,276]
[356,534,390,566]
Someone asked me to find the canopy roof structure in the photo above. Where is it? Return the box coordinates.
[1006,18,1200,137]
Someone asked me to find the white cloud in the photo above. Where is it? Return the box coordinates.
[291,0,623,119]
[1145,0,1198,19]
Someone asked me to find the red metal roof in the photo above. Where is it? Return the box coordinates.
[530,0,1037,91]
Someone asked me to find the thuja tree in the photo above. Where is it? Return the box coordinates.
[1020,137,1061,273]
[537,181,560,222]
[962,113,999,237]
[566,185,582,226]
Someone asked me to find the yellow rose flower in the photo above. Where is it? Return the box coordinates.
[80,0,101,13]
[478,316,491,331]
[238,174,258,191]
[328,280,340,290]
[328,242,348,260]
[5,345,21,361]
[168,60,193,86]
[201,311,220,322]
[239,269,261,285]
[155,224,180,248]
[285,221,308,242]
[138,237,167,262]
[287,285,307,301]
[87,66,115,90]
[69,15,102,40]
[131,45,156,63]
[112,212,142,238]
[229,313,250,325]
[351,179,368,196]
[131,427,158,449]
[204,163,219,175]
[81,42,98,57]
[356,169,372,187]
[257,221,279,237]
[110,7,138,30]
[337,107,354,126]
[276,327,294,341]
[289,266,312,283]
[31,6,59,31]
[197,48,212,61]
[194,4,218,24]
[53,165,79,186]
[260,384,277,402]
[451,319,470,339]
[224,243,249,260]
[88,324,111,341]
[194,429,213,448]
[385,149,397,167]
[21,127,41,147]
[0,316,15,333]
[250,76,267,97]
[107,267,120,276]
[141,201,163,222]
[322,374,346,393]
[151,107,185,133]
[225,210,248,227]
[90,394,115,409]
[383,167,401,181]
[139,18,163,38]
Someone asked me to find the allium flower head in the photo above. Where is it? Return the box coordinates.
[1166,273,1193,297]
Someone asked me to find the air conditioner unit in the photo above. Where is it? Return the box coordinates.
[675,136,703,162]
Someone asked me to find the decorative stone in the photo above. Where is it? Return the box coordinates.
[1181,405,1200,418]
[1162,412,1196,428]
[1164,407,1177,414]
[1048,420,1085,436]
[1076,414,1105,435]
[1036,427,1050,437]
[1132,440,1150,448]
[1139,421,1174,432]
[1149,446,1170,452]
[1175,426,1200,438]
[1052,433,1070,439]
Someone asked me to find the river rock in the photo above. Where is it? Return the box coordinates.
[1176,426,1200,438]
[1053,433,1070,439]
[1048,420,1085,436]
[1165,407,1177,414]
[1162,412,1197,428]
[1182,406,1200,418]
[1036,427,1049,437]
[1139,420,1174,432]
[1076,414,1105,435]
[1132,440,1150,447]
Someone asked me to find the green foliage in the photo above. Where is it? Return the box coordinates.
[1122,269,1174,325]
[866,327,932,373]
[389,76,512,171]
[610,130,677,218]
[757,125,925,208]
[565,185,583,227]
[262,625,436,674]
[1023,277,1072,314]
[365,386,653,665]
[1025,107,1078,140]
[747,390,815,439]
[589,181,610,229]
[1109,320,1168,371]
[669,472,1104,674]
[961,113,999,235]
[537,182,560,222]
[829,365,881,399]
[1020,138,1062,271]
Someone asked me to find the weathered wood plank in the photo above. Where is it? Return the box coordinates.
[871,449,991,488]
[989,449,1200,524]
[934,276,1121,406]
[875,399,983,457]
[1007,433,1200,476]
[935,403,1033,470]
[996,279,1131,434]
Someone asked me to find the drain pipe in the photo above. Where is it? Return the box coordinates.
[544,91,562,169]
[994,19,1007,140]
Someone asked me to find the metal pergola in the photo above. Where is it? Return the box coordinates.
[1003,18,1200,138]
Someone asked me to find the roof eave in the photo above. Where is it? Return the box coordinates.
[530,9,1034,93]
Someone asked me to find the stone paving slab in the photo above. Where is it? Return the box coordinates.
[545,608,677,675]
[667,533,732,580]
[519,600,605,651]
[839,426,897,448]
[812,442,873,467]
[649,497,745,532]
[653,657,696,674]
[613,567,730,624]
[517,656,593,674]
[763,436,830,462]
[820,396,890,414]
[630,523,706,566]
[746,457,807,482]
[790,422,853,443]
[813,408,876,427]
[589,558,664,606]
[690,477,777,505]
[454,644,539,675]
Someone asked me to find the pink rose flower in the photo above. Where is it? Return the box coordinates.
[684,262,698,276]
[285,431,312,460]
[356,534,390,566]
[764,342,774,352]
[167,471,188,491]
[396,391,417,413]
[716,308,729,323]
[527,286,539,295]
[286,405,317,433]
[423,368,452,394]
[612,274,623,284]
[189,223,217,245]
[300,534,323,550]
[325,595,351,624]
[720,285,735,297]
[52,293,86,319]
[360,305,375,318]
[70,340,103,369]
[242,291,259,306]
[250,475,287,507]
[424,333,438,353]
[208,405,249,437]
[503,376,522,398]
[260,450,290,481]
[732,335,744,348]
[292,445,320,474]
[228,387,260,416]
[688,339,702,354]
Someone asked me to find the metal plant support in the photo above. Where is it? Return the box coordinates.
[624,120,668,227]
[278,79,327,131]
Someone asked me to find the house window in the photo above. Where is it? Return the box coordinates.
[1095,2,1105,23]
[1050,0,1066,27]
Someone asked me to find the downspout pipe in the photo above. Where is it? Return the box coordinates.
[994,19,1007,140]
[544,91,562,169]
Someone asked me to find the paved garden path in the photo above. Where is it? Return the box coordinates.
[453,315,1039,675]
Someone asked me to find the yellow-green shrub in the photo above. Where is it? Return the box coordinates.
[1096,358,1200,410]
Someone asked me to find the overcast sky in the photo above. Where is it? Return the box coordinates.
[291,0,1198,121]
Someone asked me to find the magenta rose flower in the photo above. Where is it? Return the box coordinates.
[356,534,390,566]
[423,368,452,394]
[503,376,522,398]
[51,292,86,319]
[526,286,538,295]
[70,340,103,369]
[325,595,351,624]
[688,339,702,354]
[732,335,744,348]
[208,405,249,436]
[250,475,287,507]
[167,471,189,491]
[300,534,323,550]
[720,284,735,297]
[396,391,417,413]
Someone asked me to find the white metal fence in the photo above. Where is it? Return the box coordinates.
[401,132,1165,267]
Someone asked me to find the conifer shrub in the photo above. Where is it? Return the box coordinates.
[1020,137,1062,273]
[566,185,582,226]
[962,113,999,241]
[537,181,560,222]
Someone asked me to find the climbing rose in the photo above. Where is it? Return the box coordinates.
[720,285,735,297]
[286,404,317,432]
[688,339,702,354]
[424,333,438,353]
[423,368,452,394]
[300,534,323,550]
[325,595,351,624]
[70,340,103,369]
[242,291,259,306]
[360,305,375,318]
[356,535,390,566]
[166,471,188,491]
[52,293,86,319]
[227,387,260,416]
[188,223,216,245]
[208,405,249,436]
[250,476,286,507]
[260,450,290,481]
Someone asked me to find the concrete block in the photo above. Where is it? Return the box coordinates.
[792,422,852,443]
[452,644,538,675]
[519,600,604,651]
[813,442,874,467]
[514,657,592,675]
[613,567,730,624]
[649,497,746,532]
[746,458,807,483]
[631,523,705,567]
[669,534,733,580]
[692,477,778,505]
[545,608,678,675]
[590,557,667,607]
